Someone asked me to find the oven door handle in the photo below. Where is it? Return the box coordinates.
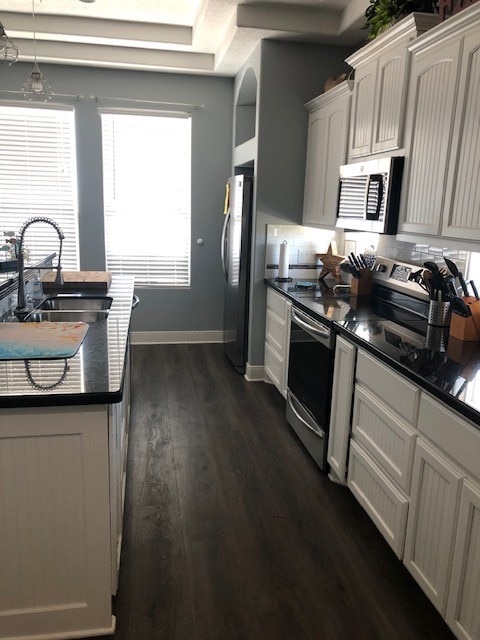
[287,391,324,439]
[291,308,331,341]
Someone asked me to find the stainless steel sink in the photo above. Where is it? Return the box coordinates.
[37,296,113,311]
[27,310,109,323]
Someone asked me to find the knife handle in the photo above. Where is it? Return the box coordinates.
[469,280,479,300]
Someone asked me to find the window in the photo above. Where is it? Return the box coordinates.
[101,111,191,287]
[0,105,79,268]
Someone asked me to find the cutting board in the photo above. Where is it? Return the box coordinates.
[0,322,89,360]
[42,271,112,293]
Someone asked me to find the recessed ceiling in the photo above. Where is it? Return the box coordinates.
[0,0,369,75]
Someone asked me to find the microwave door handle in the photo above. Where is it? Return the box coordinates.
[365,174,384,221]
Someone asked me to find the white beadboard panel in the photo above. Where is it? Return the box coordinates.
[264,342,284,393]
[265,309,287,355]
[418,393,480,483]
[348,441,409,559]
[355,350,420,425]
[408,61,455,227]
[324,106,349,219]
[266,288,288,321]
[400,39,461,236]
[404,439,463,615]
[327,337,357,482]
[0,433,87,611]
[352,385,416,493]
[444,36,480,241]
[302,111,328,225]
[0,406,113,638]
[446,480,480,640]
[350,62,376,157]
[375,55,404,147]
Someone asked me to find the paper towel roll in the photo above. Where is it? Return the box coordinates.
[278,241,289,279]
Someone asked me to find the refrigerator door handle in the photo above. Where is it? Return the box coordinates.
[221,209,230,282]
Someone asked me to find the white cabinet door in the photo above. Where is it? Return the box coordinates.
[264,289,291,397]
[446,479,480,640]
[398,38,462,237]
[442,29,480,242]
[352,385,417,493]
[302,82,351,228]
[0,406,114,639]
[371,41,409,154]
[327,336,356,482]
[109,341,131,595]
[404,438,463,615]
[348,440,409,559]
[348,59,377,159]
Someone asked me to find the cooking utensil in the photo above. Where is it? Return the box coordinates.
[468,280,479,300]
[424,261,439,273]
[444,257,469,297]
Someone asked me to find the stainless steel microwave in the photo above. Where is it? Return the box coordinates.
[336,156,404,234]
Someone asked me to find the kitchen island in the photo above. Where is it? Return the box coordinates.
[0,276,134,640]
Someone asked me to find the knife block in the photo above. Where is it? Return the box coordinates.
[350,269,373,296]
[449,297,480,341]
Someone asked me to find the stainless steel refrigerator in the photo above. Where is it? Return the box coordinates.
[221,174,253,373]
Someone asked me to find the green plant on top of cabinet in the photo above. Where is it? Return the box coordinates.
[346,12,439,160]
[302,81,352,229]
[398,3,480,243]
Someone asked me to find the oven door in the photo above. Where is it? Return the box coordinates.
[286,307,335,471]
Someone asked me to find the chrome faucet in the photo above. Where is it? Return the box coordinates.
[14,217,64,320]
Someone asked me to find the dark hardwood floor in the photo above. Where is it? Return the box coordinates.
[92,343,455,640]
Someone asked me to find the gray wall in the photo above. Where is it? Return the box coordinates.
[0,63,233,332]
[234,40,354,366]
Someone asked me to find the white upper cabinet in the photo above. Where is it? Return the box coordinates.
[398,3,480,242]
[346,13,439,160]
[442,26,480,241]
[302,81,352,228]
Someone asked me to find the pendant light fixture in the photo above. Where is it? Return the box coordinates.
[0,21,19,65]
[22,0,52,101]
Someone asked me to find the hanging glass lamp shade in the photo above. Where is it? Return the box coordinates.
[0,22,19,65]
[22,61,52,101]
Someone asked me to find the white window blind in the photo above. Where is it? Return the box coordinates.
[101,111,191,287]
[0,105,79,268]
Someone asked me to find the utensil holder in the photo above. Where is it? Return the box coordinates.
[350,269,373,296]
[425,325,448,352]
[449,298,480,341]
[427,300,450,327]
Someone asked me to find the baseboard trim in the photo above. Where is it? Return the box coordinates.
[131,330,224,345]
[245,363,265,382]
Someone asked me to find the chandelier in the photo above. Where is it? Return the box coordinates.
[0,21,19,65]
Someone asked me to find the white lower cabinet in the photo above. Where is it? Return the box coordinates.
[0,406,115,639]
[446,480,480,640]
[352,384,416,493]
[348,440,409,558]
[264,288,291,397]
[342,348,480,638]
[0,354,131,639]
[403,438,463,616]
[327,336,356,482]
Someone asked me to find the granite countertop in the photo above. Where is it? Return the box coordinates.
[266,278,480,427]
[0,275,135,408]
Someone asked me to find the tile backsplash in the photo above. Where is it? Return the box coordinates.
[265,225,336,279]
[265,224,480,281]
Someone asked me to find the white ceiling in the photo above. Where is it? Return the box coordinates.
[0,0,370,76]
